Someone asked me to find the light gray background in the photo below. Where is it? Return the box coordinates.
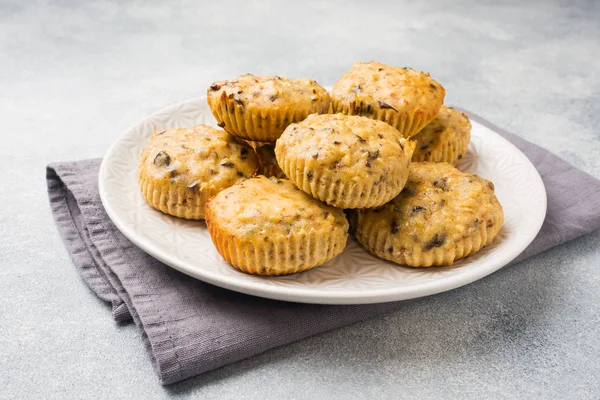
[1,0,599,398]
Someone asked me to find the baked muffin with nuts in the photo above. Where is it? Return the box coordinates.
[354,162,503,267]
[275,113,416,209]
[332,62,445,138]
[412,106,471,165]
[207,74,331,143]
[138,125,258,220]
[206,176,349,276]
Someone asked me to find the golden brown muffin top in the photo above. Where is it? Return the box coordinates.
[412,106,472,162]
[275,113,415,179]
[139,124,258,194]
[332,62,445,117]
[208,176,348,237]
[207,74,331,111]
[358,162,502,250]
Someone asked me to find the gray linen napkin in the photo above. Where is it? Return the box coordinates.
[46,113,600,385]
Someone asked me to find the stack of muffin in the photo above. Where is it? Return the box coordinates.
[138,62,503,276]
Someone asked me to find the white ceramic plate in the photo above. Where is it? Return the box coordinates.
[99,96,546,304]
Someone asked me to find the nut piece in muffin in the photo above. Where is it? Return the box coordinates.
[207,74,331,143]
[245,140,286,179]
[412,106,472,165]
[275,113,416,209]
[332,62,445,138]
[205,176,349,276]
[138,124,258,220]
[354,162,503,267]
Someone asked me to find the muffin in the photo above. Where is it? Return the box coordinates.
[412,106,472,165]
[138,124,258,220]
[354,162,503,267]
[246,141,286,179]
[275,113,416,209]
[207,74,331,142]
[205,176,349,276]
[332,62,445,138]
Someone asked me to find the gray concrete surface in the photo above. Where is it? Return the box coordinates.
[1,0,599,398]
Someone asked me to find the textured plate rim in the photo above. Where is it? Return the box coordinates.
[99,97,547,304]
